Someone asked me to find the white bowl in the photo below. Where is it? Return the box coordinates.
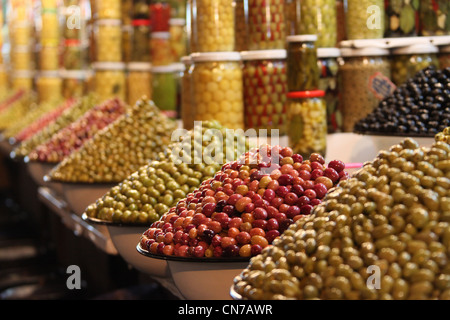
[62,183,115,216]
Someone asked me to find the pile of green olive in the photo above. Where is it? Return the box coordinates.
[84,120,249,224]
[233,130,450,300]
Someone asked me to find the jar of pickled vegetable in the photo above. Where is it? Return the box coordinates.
[132,0,149,19]
[287,90,327,158]
[385,0,419,37]
[346,0,385,40]
[127,62,153,106]
[317,48,342,133]
[41,11,60,43]
[419,0,450,36]
[11,71,34,91]
[241,49,288,135]
[191,0,235,52]
[95,19,122,62]
[181,56,194,130]
[391,43,440,86]
[39,45,60,71]
[11,46,34,70]
[36,72,63,103]
[61,70,87,99]
[169,19,187,62]
[339,47,393,132]
[439,45,450,69]
[150,2,171,32]
[63,39,86,70]
[286,35,319,92]
[167,0,187,19]
[247,0,286,50]
[150,32,174,66]
[191,51,244,129]
[298,0,337,48]
[151,64,179,118]
[284,0,301,36]
[132,19,151,62]
[96,0,121,19]
[93,62,127,101]
[234,0,248,51]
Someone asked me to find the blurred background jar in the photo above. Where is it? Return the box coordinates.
[127,62,153,106]
[234,0,248,51]
[11,46,35,70]
[151,64,180,118]
[92,62,127,101]
[131,19,151,62]
[384,0,419,37]
[167,0,187,19]
[191,51,244,129]
[150,32,175,66]
[439,45,450,69]
[191,0,235,52]
[298,0,337,48]
[284,0,301,36]
[11,71,34,91]
[317,47,342,133]
[36,71,63,103]
[286,90,327,159]
[39,44,60,71]
[391,43,440,86]
[132,0,150,19]
[63,39,87,70]
[95,19,122,62]
[150,2,171,32]
[95,0,121,19]
[346,0,385,40]
[339,47,393,132]
[40,10,60,44]
[419,0,450,36]
[181,56,194,130]
[169,18,187,62]
[61,69,88,99]
[241,49,288,135]
[122,25,133,64]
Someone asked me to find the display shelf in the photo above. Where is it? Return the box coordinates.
[339,35,450,49]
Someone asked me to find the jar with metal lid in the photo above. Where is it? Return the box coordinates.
[385,0,419,37]
[11,46,34,70]
[241,49,288,135]
[39,45,60,71]
[95,19,122,62]
[63,39,86,70]
[151,64,179,118]
[191,0,235,52]
[150,32,174,66]
[346,0,385,40]
[150,2,171,32]
[287,90,327,158]
[11,71,34,91]
[181,56,194,130]
[439,45,450,69]
[339,47,393,132]
[191,52,244,129]
[284,0,301,36]
[132,0,150,19]
[132,19,151,62]
[247,0,286,50]
[286,35,319,92]
[93,62,127,101]
[298,0,337,48]
[391,43,440,86]
[36,72,63,103]
[61,70,87,99]
[317,48,342,133]
[127,62,153,106]
[169,19,187,62]
[419,0,450,36]
[96,0,121,19]
[234,0,248,51]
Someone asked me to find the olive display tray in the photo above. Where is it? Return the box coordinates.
[81,212,148,227]
[354,130,436,138]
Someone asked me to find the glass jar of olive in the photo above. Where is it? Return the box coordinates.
[234,0,248,51]
[391,43,440,86]
[439,45,450,69]
[241,49,288,135]
[131,19,151,62]
[286,34,319,92]
[36,71,63,103]
[346,0,385,40]
[385,0,419,37]
[127,62,153,106]
[132,0,150,19]
[287,90,327,159]
[61,69,87,99]
[95,19,122,62]
[150,32,175,66]
[92,62,127,102]
[95,0,121,19]
[169,18,188,62]
[419,0,450,36]
[63,39,86,70]
[339,47,393,132]
[151,64,180,119]
[181,56,194,131]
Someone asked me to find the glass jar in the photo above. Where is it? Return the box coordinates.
[132,19,151,62]
[39,45,60,71]
[95,19,122,62]
[36,72,63,103]
[41,11,60,43]
[339,47,393,132]
[61,70,87,99]
[93,62,127,101]
[234,0,248,51]
[439,45,450,69]
[191,0,235,52]
[391,43,440,86]
[96,0,121,19]
[346,0,385,40]
[285,0,301,36]
[63,39,86,70]
[287,90,327,159]
[150,32,174,66]
[385,0,419,37]
[317,48,342,133]
[11,24,32,46]
[298,0,337,48]
[127,62,153,106]
[247,0,285,50]
[11,46,34,70]
[150,2,171,32]
[241,49,288,135]
[122,25,133,64]
[419,0,450,36]
[167,0,187,19]
[11,71,34,91]
[191,52,244,129]
[42,0,58,9]
[169,19,187,62]
[181,56,194,130]
[151,64,179,118]
[122,0,133,25]
[132,0,150,19]
[286,35,319,92]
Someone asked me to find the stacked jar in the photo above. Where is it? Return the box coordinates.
[127,62,153,106]
[385,0,419,37]
[36,71,63,103]
[345,0,385,40]
[169,18,187,62]
[286,35,327,158]
[61,69,88,99]
[151,64,182,119]
[150,1,172,65]
[92,62,127,101]
[419,0,450,36]
[391,43,440,86]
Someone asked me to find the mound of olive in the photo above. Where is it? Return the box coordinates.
[84,120,249,224]
[354,66,450,136]
[49,99,176,184]
[233,133,450,300]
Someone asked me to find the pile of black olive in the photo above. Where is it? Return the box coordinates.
[354,67,450,137]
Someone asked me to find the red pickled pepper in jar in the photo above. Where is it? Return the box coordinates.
[150,2,171,32]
